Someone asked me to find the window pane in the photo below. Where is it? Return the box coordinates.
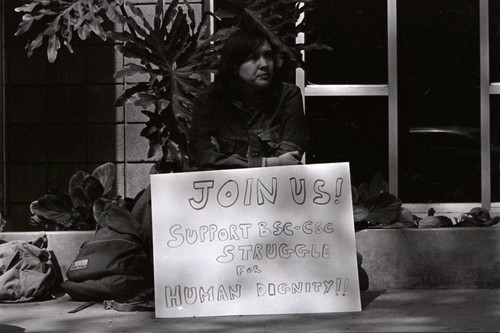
[490,0,500,82]
[398,0,480,203]
[306,96,388,187]
[304,0,387,84]
[490,96,500,202]
[489,0,500,203]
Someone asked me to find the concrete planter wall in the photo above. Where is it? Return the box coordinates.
[356,227,500,289]
[1,228,498,289]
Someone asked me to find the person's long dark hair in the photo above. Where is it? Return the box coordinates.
[214,28,280,96]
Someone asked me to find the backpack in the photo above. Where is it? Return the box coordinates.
[0,233,63,302]
[61,199,153,302]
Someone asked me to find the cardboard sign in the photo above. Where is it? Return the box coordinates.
[151,162,361,318]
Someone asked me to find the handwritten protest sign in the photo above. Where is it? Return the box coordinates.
[151,162,361,318]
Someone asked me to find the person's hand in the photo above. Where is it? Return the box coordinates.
[278,151,302,165]
[264,151,302,166]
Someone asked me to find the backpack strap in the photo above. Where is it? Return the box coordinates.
[68,301,96,313]
[103,286,154,312]
[103,299,154,312]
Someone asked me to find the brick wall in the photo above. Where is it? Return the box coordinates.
[2,0,205,230]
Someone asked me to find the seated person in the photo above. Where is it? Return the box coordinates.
[188,28,308,170]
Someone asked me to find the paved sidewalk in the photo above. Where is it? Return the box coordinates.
[0,289,498,333]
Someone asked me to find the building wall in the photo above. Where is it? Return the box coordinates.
[2,0,204,230]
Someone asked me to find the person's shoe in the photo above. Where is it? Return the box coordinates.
[358,266,369,291]
[357,252,369,291]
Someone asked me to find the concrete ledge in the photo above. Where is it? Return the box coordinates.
[2,228,498,289]
[0,231,94,279]
[356,227,500,289]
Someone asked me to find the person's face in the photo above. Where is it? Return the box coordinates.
[238,41,274,90]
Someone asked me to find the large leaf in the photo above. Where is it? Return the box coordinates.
[51,188,74,210]
[114,63,155,79]
[70,185,91,209]
[358,172,389,203]
[82,175,105,202]
[15,0,125,62]
[364,193,402,225]
[353,204,369,223]
[114,83,152,106]
[127,2,153,33]
[69,170,87,200]
[123,3,151,40]
[15,2,40,13]
[351,185,359,204]
[47,30,61,63]
[30,194,73,228]
[116,44,159,65]
[92,162,116,196]
[368,172,389,195]
[397,207,418,227]
[15,15,35,36]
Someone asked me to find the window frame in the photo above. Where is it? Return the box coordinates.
[297,0,497,216]
[3,1,498,217]
[0,0,5,214]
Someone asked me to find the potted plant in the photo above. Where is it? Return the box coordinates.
[14,0,328,230]
[15,0,326,174]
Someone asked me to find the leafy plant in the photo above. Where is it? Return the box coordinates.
[0,213,6,232]
[15,0,328,172]
[30,163,116,230]
[14,0,124,62]
[214,0,327,76]
[111,0,233,171]
[352,172,403,228]
[454,207,500,227]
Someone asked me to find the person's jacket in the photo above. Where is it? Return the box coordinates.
[188,82,308,170]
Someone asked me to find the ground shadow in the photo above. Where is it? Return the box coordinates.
[360,289,386,310]
[0,324,26,333]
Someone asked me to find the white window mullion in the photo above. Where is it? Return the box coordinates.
[301,1,394,192]
[0,0,5,213]
[388,0,398,197]
[490,83,500,94]
[480,0,491,210]
[295,1,305,104]
[305,84,388,96]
